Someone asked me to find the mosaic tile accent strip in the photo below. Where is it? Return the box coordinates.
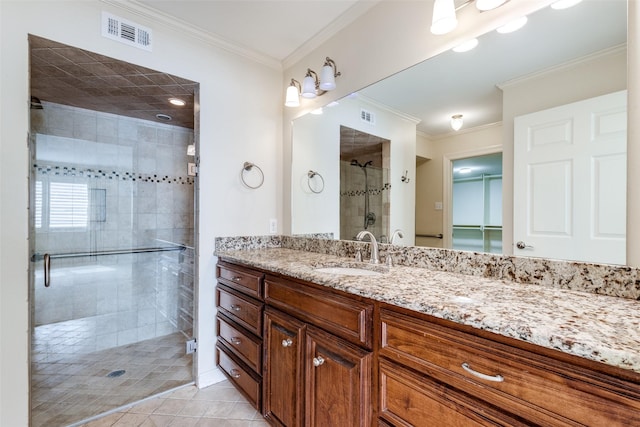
[340,183,391,197]
[33,163,194,185]
[213,235,640,300]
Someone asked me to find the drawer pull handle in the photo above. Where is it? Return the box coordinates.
[313,356,325,367]
[282,338,293,347]
[232,276,242,282]
[229,304,242,312]
[230,368,241,379]
[461,363,504,382]
[230,337,242,345]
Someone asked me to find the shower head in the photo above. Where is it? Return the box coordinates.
[350,159,360,167]
[363,160,373,167]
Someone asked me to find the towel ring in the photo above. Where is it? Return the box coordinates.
[241,162,264,189]
[307,170,325,194]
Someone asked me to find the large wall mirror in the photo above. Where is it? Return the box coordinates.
[291,0,628,265]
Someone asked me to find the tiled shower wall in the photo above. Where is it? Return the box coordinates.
[339,161,390,241]
[30,102,194,347]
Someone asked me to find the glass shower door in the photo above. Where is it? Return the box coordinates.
[29,101,195,426]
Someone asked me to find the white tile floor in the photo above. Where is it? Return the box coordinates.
[79,381,269,427]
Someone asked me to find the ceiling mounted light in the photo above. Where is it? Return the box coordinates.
[430,0,458,35]
[169,98,186,106]
[551,0,582,10]
[496,16,528,33]
[284,57,341,107]
[451,114,464,131]
[285,79,301,107]
[452,38,479,53]
[476,0,508,12]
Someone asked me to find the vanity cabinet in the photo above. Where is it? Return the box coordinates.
[263,274,373,427]
[215,261,265,410]
[378,305,640,426]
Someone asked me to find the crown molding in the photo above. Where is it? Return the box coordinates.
[100,0,282,70]
[282,0,382,70]
[498,44,626,90]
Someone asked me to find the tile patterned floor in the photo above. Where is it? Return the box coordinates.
[31,329,193,427]
[79,381,269,427]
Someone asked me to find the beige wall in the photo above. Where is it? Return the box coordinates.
[0,1,282,425]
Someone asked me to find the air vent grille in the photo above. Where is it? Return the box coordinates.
[102,12,152,51]
[360,109,375,125]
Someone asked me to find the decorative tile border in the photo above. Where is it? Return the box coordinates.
[214,235,640,300]
[34,163,194,185]
[340,183,391,197]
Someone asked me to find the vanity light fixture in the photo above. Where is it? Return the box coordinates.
[430,0,458,35]
[169,98,186,106]
[285,78,301,107]
[496,15,528,33]
[285,57,341,106]
[551,0,582,10]
[451,114,464,131]
[452,38,479,52]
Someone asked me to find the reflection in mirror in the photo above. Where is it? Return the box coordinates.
[340,126,390,241]
[291,0,627,264]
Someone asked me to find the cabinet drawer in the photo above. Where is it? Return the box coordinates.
[265,275,373,348]
[217,261,264,299]
[380,308,640,426]
[379,359,526,427]
[217,344,261,410]
[217,284,263,336]
[217,313,262,373]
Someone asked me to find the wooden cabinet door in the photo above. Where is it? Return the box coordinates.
[305,325,372,427]
[263,307,305,427]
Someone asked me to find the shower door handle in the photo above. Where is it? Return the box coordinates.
[43,253,51,287]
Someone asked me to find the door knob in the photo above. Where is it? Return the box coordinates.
[313,356,325,367]
[516,241,533,250]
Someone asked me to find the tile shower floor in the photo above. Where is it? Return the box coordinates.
[31,321,193,427]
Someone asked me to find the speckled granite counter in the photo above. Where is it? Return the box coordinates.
[216,247,640,374]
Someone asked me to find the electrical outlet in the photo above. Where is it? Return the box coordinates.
[269,218,278,234]
[435,202,443,210]
[185,338,197,354]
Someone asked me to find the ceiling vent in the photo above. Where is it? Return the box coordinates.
[101,12,152,51]
[360,109,375,125]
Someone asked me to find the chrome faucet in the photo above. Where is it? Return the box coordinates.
[390,229,404,245]
[356,230,380,264]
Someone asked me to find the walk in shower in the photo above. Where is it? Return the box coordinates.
[339,126,390,241]
[28,36,197,426]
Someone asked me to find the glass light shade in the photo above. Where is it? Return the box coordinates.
[496,16,528,34]
[475,0,507,11]
[285,84,300,107]
[301,75,317,99]
[430,0,457,35]
[451,114,463,131]
[551,0,582,10]
[319,64,336,91]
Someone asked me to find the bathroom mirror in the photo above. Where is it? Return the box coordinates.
[290,0,628,264]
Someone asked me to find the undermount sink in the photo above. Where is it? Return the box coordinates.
[313,266,384,277]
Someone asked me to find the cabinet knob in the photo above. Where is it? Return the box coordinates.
[230,368,241,379]
[313,356,325,367]
[232,276,242,282]
[281,338,293,347]
[516,241,534,250]
[229,304,241,312]
[230,337,242,345]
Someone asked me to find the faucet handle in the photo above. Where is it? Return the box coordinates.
[385,252,393,267]
[355,248,363,262]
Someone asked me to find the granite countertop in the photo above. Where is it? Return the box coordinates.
[216,247,640,374]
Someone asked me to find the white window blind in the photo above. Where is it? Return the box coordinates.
[35,181,43,229]
[49,182,88,229]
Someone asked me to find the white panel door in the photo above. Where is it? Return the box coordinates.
[513,91,626,264]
